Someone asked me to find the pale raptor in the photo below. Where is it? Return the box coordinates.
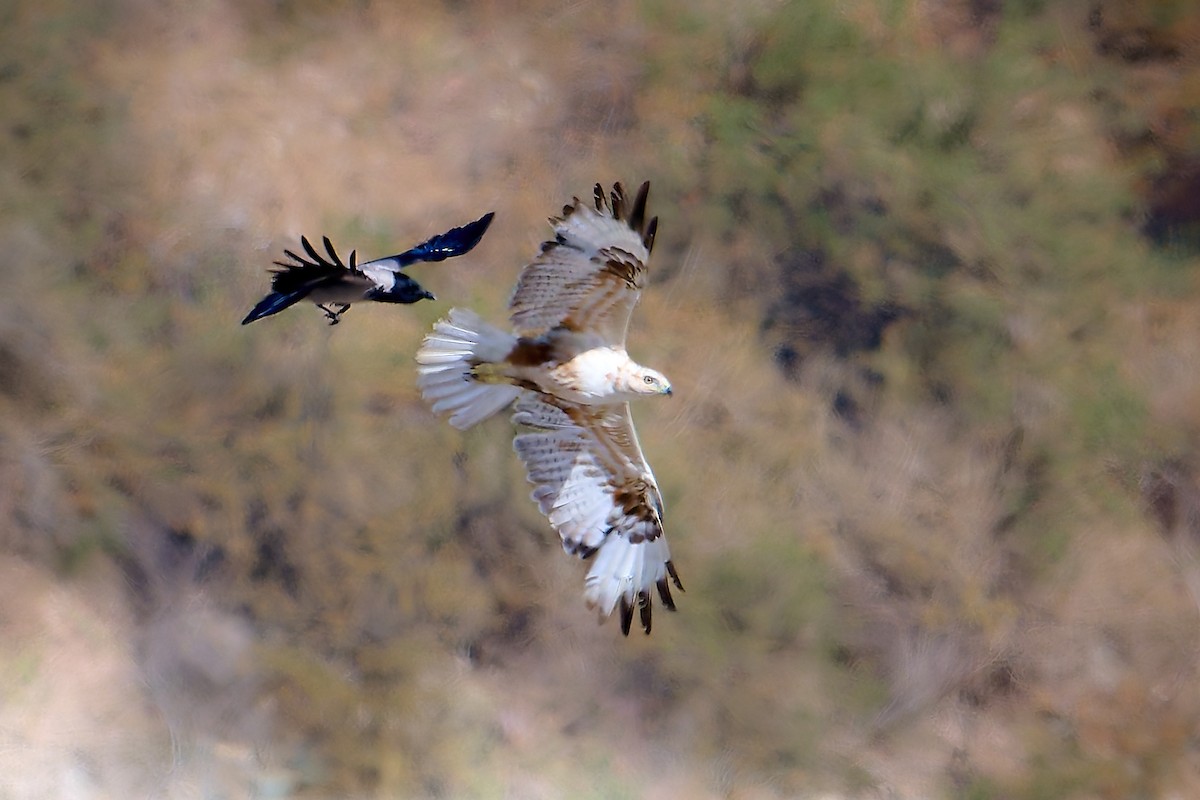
[416,181,682,635]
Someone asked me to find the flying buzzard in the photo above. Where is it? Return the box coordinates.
[243,212,494,325]
[415,182,682,635]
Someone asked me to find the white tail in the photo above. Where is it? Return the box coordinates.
[416,308,522,430]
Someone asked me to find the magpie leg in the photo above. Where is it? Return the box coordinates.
[317,303,341,325]
[332,303,351,322]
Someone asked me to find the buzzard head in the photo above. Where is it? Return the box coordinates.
[622,365,672,398]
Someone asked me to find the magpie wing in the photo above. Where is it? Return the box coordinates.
[357,212,494,285]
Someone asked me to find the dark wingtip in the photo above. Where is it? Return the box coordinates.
[453,211,494,247]
[291,235,346,270]
[644,216,659,253]
[300,235,322,263]
[638,590,652,635]
[619,597,634,636]
[665,559,684,592]
[390,212,497,268]
[322,236,347,269]
[610,182,626,221]
[656,577,677,611]
[597,180,655,249]
[629,181,650,233]
[460,211,495,249]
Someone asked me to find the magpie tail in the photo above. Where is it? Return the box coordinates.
[241,291,305,325]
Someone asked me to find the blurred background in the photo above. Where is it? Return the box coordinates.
[2,0,1200,797]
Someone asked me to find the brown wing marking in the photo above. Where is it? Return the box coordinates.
[557,254,643,333]
[508,181,659,342]
[511,395,682,633]
[561,403,682,635]
[504,338,556,367]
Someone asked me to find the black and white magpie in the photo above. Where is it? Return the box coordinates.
[242,211,494,326]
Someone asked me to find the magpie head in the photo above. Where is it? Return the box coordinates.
[367,277,435,305]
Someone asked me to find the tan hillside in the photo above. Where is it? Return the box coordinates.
[2,1,1200,797]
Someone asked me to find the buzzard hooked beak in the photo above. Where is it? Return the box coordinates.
[663,386,673,396]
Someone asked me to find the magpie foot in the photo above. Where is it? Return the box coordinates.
[317,303,342,324]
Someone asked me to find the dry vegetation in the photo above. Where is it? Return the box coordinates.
[2,0,1200,797]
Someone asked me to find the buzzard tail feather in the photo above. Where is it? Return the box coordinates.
[416,308,521,430]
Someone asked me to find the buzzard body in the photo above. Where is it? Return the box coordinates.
[416,181,682,635]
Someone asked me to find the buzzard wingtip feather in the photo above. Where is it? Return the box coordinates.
[645,216,659,253]
[638,590,652,635]
[656,577,677,611]
[610,182,625,221]
[629,181,650,233]
[619,596,634,636]
[665,559,684,591]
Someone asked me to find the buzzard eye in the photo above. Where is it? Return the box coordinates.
[643,375,655,384]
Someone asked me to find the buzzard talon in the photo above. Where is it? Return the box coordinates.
[241,212,495,325]
[416,182,680,636]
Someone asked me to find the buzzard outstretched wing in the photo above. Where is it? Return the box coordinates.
[508,182,658,346]
[511,393,681,635]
